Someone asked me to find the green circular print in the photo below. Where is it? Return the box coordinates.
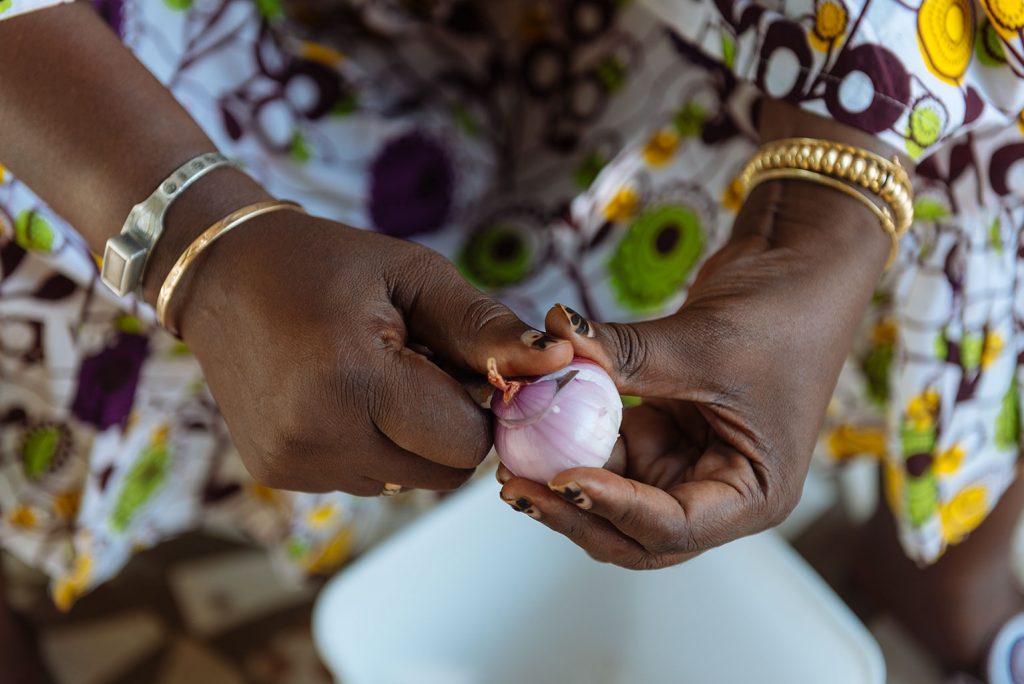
[458,222,536,289]
[609,204,705,310]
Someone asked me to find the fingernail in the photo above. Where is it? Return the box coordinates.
[549,481,592,510]
[504,495,541,519]
[557,304,594,338]
[496,468,510,484]
[520,330,563,350]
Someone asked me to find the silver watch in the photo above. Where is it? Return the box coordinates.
[100,152,239,297]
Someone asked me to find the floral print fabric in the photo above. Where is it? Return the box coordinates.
[1,0,1024,607]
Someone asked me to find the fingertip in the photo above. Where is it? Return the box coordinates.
[491,334,574,378]
[551,466,613,486]
[543,304,616,372]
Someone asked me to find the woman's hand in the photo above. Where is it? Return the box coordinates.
[175,211,573,496]
[497,176,890,568]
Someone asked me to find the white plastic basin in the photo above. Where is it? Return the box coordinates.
[313,477,884,684]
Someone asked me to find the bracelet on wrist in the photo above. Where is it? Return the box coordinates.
[156,199,305,337]
[101,152,239,297]
[736,138,914,268]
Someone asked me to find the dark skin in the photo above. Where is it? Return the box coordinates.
[0,4,573,496]
[497,98,895,568]
[0,2,1019,678]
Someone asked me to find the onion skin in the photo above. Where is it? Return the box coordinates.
[492,358,622,484]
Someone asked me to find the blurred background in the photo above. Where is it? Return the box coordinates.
[5,454,1011,684]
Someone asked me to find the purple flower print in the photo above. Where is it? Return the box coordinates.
[72,333,149,430]
[92,0,126,37]
[369,131,454,238]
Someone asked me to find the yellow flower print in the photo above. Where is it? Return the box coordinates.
[933,443,965,476]
[871,318,897,346]
[7,504,37,529]
[0,162,6,183]
[603,186,639,222]
[298,41,345,68]
[151,423,170,445]
[918,0,975,85]
[250,483,283,505]
[305,526,355,575]
[53,490,82,519]
[810,0,848,51]
[883,459,905,516]
[940,484,988,544]
[642,129,681,167]
[982,0,1024,38]
[907,388,940,431]
[0,1,11,15]
[1018,109,1024,136]
[981,331,1005,368]
[53,554,93,612]
[721,177,745,212]
[827,425,886,460]
[306,503,339,529]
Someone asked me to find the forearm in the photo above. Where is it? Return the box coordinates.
[0,3,269,303]
[718,100,904,410]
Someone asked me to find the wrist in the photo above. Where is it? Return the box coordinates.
[140,167,272,307]
[737,178,891,280]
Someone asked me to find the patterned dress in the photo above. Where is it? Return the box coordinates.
[2,0,1023,607]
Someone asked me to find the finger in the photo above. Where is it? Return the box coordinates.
[496,462,513,484]
[543,304,710,398]
[359,434,476,491]
[604,435,628,476]
[370,347,492,469]
[549,453,756,555]
[401,259,574,377]
[499,477,654,567]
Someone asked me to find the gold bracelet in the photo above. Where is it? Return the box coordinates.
[746,168,900,267]
[736,138,914,263]
[156,199,305,336]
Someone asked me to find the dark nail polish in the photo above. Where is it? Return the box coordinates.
[557,304,594,338]
[504,496,541,518]
[550,481,592,509]
[521,330,562,350]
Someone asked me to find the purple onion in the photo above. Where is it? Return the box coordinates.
[491,358,622,484]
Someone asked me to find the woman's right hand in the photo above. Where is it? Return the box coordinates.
[171,211,573,496]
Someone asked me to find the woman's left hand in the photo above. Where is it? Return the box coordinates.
[497,177,890,569]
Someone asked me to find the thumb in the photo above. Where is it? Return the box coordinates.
[403,266,574,378]
[543,304,709,398]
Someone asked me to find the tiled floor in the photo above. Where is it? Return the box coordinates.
[4,533,332,684]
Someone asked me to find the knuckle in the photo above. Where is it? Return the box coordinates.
[565,518,589,544]
[247,415,318,491]
[462,296,511,335]
[606,323,650,384]
[622,550,662,571]
[436,468,476,492]
[245,451,295,490]
[766,486,801,528]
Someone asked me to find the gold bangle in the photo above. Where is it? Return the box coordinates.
[156,199,305,336]
[746,168,900,267]
[737,137,914,238]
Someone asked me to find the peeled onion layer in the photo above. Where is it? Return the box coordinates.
[492,359,622,484]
